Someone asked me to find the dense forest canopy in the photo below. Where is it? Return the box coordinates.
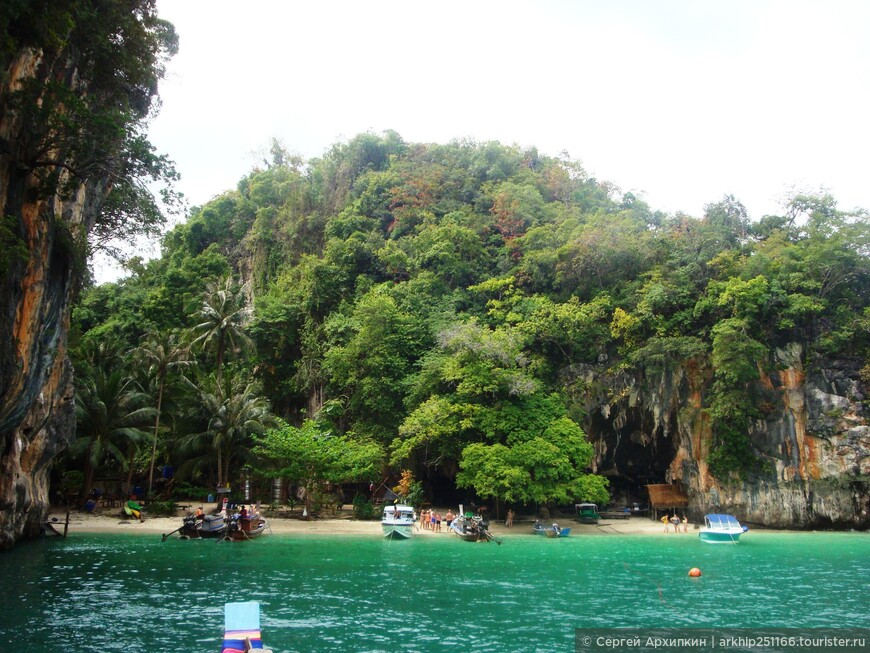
[68,132,870,511]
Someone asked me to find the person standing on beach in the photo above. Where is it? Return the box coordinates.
[505,509,514,527]
[682,515,688,533]
[660,514,669,533]
[445,509,454,528]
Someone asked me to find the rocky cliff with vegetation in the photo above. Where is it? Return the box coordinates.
[68,129,870,531]
[7,9,866,552]
[0,2,176,549]
[585,344,869,528]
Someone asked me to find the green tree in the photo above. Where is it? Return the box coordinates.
[180,372,273,488]
[73,367,155,502]
[456,415,608,506]
[137,330,192,495]
[1,0,181,257]
[255,419,383,514]
[191,276,251,385]
[323,288,422,442]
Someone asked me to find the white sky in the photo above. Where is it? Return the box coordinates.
[100,1,870,282]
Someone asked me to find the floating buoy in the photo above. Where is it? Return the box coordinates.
[688,567,702,577]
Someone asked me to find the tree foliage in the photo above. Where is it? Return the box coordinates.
[70,132,870,502]
[2,0,181,259]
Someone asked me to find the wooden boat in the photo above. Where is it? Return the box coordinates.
[164,500,229,540]
[575,502,600,524]
[222,601,273,653]
[171,514,228,539]
[197,513,229,538]
[382,503,416,539]
[224,508,268,541]
[450,515,496,542]
[199,499,231,537]
[699,513,748,544]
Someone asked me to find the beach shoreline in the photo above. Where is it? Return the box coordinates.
[46,505,703,538]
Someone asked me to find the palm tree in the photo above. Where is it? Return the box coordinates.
[73,368,155,503]
[137,330,192,496]
[191,276,251,385]
[179,371,274,489]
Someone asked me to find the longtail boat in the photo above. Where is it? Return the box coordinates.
[222,601,272,653]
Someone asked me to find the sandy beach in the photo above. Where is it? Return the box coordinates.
[46,505,684,538]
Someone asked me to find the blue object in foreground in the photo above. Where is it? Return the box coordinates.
[699,513,749,544]
[223,601,271,653]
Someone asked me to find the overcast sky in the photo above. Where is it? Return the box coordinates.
[104,1,869,281]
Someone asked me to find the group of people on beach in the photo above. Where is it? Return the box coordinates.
[420,508,453,532]
[661,513,688,533]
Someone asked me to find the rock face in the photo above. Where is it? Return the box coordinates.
[584,345,870,529]
[0,49,106,549]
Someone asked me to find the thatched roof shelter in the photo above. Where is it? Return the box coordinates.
[646,484,689,518]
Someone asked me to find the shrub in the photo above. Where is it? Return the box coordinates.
[352,494,377,520]
[145,500,177,516]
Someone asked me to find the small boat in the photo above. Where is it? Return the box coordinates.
[173,514,228,539]
[450,514,496,542]
[545,524,571,538]
[196,513,229,538]
[532,521,547,535]
[382,503,416,539]
[699,513,748,544]
[221,601,273,653]
[167,500,229,540]
[575,503,600,524]
[225,512,268,541]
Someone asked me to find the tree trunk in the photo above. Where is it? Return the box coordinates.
[79,445,97,505]
[147,380,164,495]
[125,447,136,498]
[216,335,225,386]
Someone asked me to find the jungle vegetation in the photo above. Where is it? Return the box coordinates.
[66,131,870,512]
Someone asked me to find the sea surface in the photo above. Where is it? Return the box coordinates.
[0,528,868,652]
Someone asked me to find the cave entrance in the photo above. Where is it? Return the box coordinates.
[588,405,680,509]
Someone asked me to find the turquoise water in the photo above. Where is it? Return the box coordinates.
[0,530,868,652]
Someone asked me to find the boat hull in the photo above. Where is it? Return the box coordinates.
[699,514,747,544]
[382,524,414,539]
[176,515,227,539]
[197,525,227,538]
[226,518,267,541]
[699,530,743,544]
[450,519,493,542]
[381,504,416,539]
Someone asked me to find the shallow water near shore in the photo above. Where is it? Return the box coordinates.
[1,530,868,652]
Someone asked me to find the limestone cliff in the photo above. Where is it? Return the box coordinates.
[0,48,94,548]
[583,345,870,529]
[0,3,174,549]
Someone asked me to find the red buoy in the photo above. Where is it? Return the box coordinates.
[688,567,702,577]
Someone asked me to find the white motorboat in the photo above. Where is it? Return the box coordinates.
[382,504,416,539]
[699,513,749,544]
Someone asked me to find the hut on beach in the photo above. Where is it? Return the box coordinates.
[645,484,689,520]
